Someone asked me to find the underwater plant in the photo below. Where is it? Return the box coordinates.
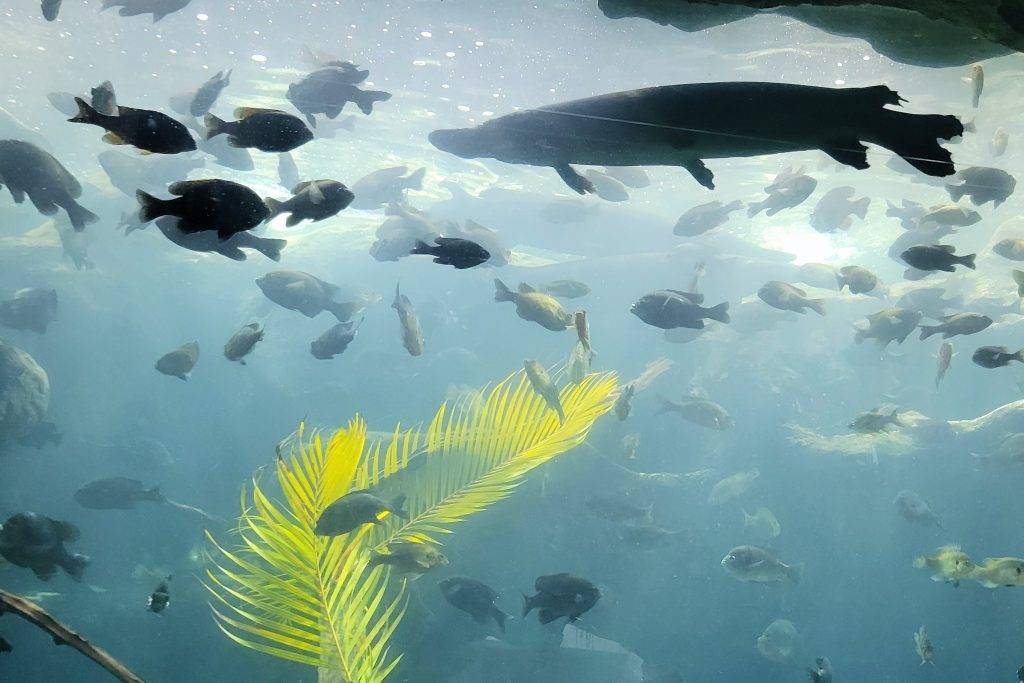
[205,369,616,680]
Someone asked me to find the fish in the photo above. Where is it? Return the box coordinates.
[600,166,649,188]
[990,128,1009,157]
[524,360,565,423]
[748,167,817,217]
[287,66,391,127]
[42,0,62,20]
[368,541,448,576]
[1015,270,1024,297]
[314,490,408,536]
[849,407,902,433]
[585,494,652,524]
[350,166,426,210]
[0,140,98,232]
[972,345,1024,369]
[674,199,743,236]
[994,239,1024,261]
[836,266,878,295]
[918,312,992,340]
[807,657,833,683]
[184,115,255,171]
[946,166,1016,207]
[721,545,802,584]
[567,339,591,384]
[936,342,953,388]
[914,544,977,586]
[796,263,840,290]
[277,152,300,191]
[155,341,199,380]
[618,524,685,550]
[223,323,264,364]
[265,180,354,227]
[757,281,825,315]
[522,573,600,624]
[901,245,975,273]
[69,97,195,154]
[56,217,93,269]
[371,204,442,262]
[148,576,171,613]
[757,619,799,664]
[154,217,285,262]
[169,69,231,118]
[310,319,362,360]
[917,203,981,228]
[0,512,89,581]
[447,219,509,267]
[893,490,941,527]
[583,168,629,201]
[809,186,870,232]
[494,280,573,331]
[88,81,118,116]
[541,280,591,299]
[885,199,927,229]
[658,395,733,431]
[429,83,962,192]
[74,477,165,510]
[439,577,509,631]
[573,310,593,354]
[631,290,729,329]
[914,626,935,666]
[708,469,759,505]
[410,237,490,269]
[392,283,424,357]
[614,384,636,421]
[256,271,376,321]
[0,288,57,334]
[742,507,781,540]
[968,63,984,108]
[973,557,1024,588]
[205,108,313,153]
[100,0,193,22]
[138,180,270,240]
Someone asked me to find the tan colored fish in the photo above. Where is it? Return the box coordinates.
[708,468,759,505]
[392,282,424,356]
[914,626,935,666]
[721,545,803,584]
[524,360,564,423]
[368,541,448,576]
[494,279,572,331]
[935,342,953,388]
[914,545,977,586]
[973,557,1024,588]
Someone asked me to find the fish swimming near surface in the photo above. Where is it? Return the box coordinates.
[428,83,963,193]
[314,489,408,536]
[522,573,600,624]
[0,512,89,581]
[155,341,199,380]
[0,288,57,334]
[945,166,1015,207]
[286,66,391,128]
[69,97,195,154]
[439,577,509,631]
[721,545,802,584]
[917,203,981,229]
[154,217,285,262]
[674,199,743,236]
[494,279,573,331]
[223,323,264,364]
[0,140,98,232]
[100,0,193,22]
[205,108,313,153]
[138,180,270,240]
[265,180,354,227]
[392,283,424,356]
[148,576,171,613]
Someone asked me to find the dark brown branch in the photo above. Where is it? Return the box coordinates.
[0,588,146,682]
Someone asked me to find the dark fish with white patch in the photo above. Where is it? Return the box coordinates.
[265,180,354,227]
[148,576,171,613]
[205,108,313,153]
[224,323,264,364]
[137,179,270,240]
[154,217,285,262]
[522,573,600,624]
[0,140,98,232]
[411,236,490,269]
[69,97,195,154]
[674,199,743,236]
[310,319,362,360]
[439,577,508,631]
[314,489,408,536]
[155,341,198,380]
[0,288,57,334]
[901,245,975,272]
[630,289,729,329]
[919,312,992,340]
[0,512,89,581]
[973,346,1024,369]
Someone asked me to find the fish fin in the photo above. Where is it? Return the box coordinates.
[216,245,247,261]
[325,300,361,323]
[919,326,938,340]
[746,201,765,218]
[64,553,90,582]
[307,180,325,204]
[492,607,508,633]
[959,253,976,270]
[683,159,715,190]
[102,132,126,145]
[285,214,303,228]
[135,190,165,223]
[405,167,426,190]
[874,109,963,177]
[853,196,871,219]
[204,113,227,139]
[554,163,595,195]
[705,301,730,324]
[518,282,538,294]
[410,239,433,255]
[234,107,279,120]
[822,139,869,170]
[264,197,285,220]
[68,97,99,125]
[538,608,560,625]
[521,592,535,617]
[64,201,99,233]
[55,521,80,542]
[494,278,515,302]
[946,184,967,202]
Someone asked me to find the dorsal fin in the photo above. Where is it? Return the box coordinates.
[234,107,283,120]
[518,283,537,294]
[935,244,956,253]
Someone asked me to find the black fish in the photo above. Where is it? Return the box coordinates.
[439,577,508,631]
[69,98,195,154]
[42,0,62,20]
[137,179,270,239]
[630,290,729,330]
[265,180,354,227]
[0,140,98,232]
[314,490,407,536]
[205,108,313,153]
[0,512,89,582]
[522,573,600,624]
[429,83,963,193]
[74,477,165,510]
[901,244,975,272]
[170,70,231,118]
[148,576,171,613]
[286,66,390,127]
[411,237,490,269]
[310,319,362,360]
[972,346,1024,369]
[100,0,192,22]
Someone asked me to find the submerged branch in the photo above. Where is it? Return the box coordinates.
[0,588,146,683]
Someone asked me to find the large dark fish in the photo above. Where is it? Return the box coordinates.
[0,512,89,582]
[429,83,963,193]
[286,66,390,128]
[69,98,195,154]
[137,180,270,239]
[0,140,98,232]
[314,490,407,536]
[522,573,600,624]
[74,477,164,510]
[205,108,313,153]
[439,577,508,631]
[100,0,193,22]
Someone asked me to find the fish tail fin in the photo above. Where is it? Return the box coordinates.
[68,97,100,125]
[252,237,286,262]
[1014,349,1024,364]
[521,592,535,617]
[204,113,227,139]
[706,301,730,324]
[746,201,764,218]
[873,109,963,177]
[136,190,167,223]
[325,300,361,323]
[808,299,827,316]
[389,494,409,519]
[410,239,433,256]
[853,196,871,219]
[355,89,391,115]
[264,197,285,220]
[406,166,426,190]
[919,325,938,340]
[492,607,509,632]
[65,553,90,582]
[958,253,976,270]
[493,278,515,302]
[786,563,804,584]
[64,201,99,233]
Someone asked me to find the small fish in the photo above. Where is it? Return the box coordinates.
[0,288,57,334]
[708,469,759,505]
[631,290,729,329]
[809,186,870,233]
[614,384,636,421]
[849,407,902,433]
[350,166,425,210]
[973,557,1024,589]
[658,395,733,431]
[618,524,684,550]
[742,507,781,540]
[205,108,313,153]
[674,200,743,236]
[314,490,408,536]
[758,281,825,316]
[583,168,629,202]
[919,312,991,340]
[137,179,270,240]
[901,245,975,273]
[600,166,649,188]
[885,199,928,229]
[914,544,977,586]
[836,266,878,295]
[917,203,981,228]
[522,573,600,624]
[494,280,573,331]
[368,541,448,576]
[69,97,195,154]
[439,577,508,631]
[392,283,424,357]
[946,166,1016,207]
[265,179,354,227]
[1014,270,1024,297]
[721,545,803,584]
[524,360,565,423]
[277,152,300,191]
[223,323,264,365]
[310,319,362,360]
[855,308,923,347]
[155,341,199,381]
[256,271,375,321]
[894,490,941,527]
[968,64,984,108]
[170,70,231,118]
[541,280,591,299]
[411,237,490,269]
[567,340,591,384]
[990,128,1009,157]
[994,239,1024,261]
[747,167,817,217]
[758,619,799,664]
[573,310,593,355]
[621,432,640,459]
[935,342,953,388]
[148,576,171,614]
[913,626,935,666]
[972,345,1024,369]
